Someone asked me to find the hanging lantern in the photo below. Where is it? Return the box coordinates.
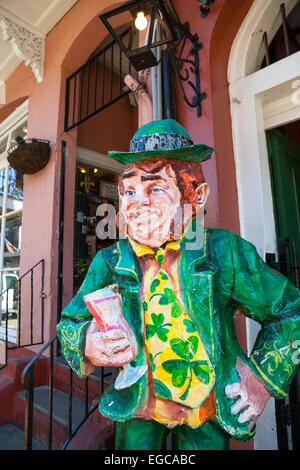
[100,0,177,71]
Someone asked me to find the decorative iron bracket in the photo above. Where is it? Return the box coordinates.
[169,22,206,117]
[197,0,215,18]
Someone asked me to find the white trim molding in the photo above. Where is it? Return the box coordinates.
[0,1,79,83]
[0,15,44,83]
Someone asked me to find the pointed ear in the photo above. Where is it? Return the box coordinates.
[196,183,210,207]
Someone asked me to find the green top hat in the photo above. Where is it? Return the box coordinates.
[108,119,214,165]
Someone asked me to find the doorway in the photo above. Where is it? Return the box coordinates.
[73,158,120,294]
[267,121,300,273]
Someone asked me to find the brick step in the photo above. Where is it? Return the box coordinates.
[53,356,113,403]
[14,385,95,449]
[0,423,47,450]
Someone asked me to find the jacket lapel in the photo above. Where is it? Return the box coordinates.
[113,239,142,287]
[180,228,216,361]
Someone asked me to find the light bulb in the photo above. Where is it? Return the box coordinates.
[135,11,148,31]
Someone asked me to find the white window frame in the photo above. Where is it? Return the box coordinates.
[0,99,28,294]
[228,0,300,450]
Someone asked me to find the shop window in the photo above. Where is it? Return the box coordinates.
[73,162,119,293]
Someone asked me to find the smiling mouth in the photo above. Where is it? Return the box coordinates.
[128,209,161,219]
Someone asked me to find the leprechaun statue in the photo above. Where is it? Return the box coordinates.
[57,119,300,450]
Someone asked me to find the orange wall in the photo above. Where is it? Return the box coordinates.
[77,68,138,155]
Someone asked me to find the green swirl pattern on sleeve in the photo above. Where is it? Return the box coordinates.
[57,318,92,377]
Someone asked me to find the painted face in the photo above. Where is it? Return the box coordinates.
[119,165,182,248]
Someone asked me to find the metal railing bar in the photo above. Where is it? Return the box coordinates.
[85,377,89,417]
[68,367,73,436]
[101,50,105,106]
[21,334,57,386]
[101,367,104,396]
[30,269,33,345]
[8,340,44,351]
[24,365,34,450]
[93,55,98,112]
[263,32,271,66]
[86,60,90,117]
[0,259,44,298]
[48,341,54,450]
[110,43,114,102]
[41,259,45,344]
[66,26,132,82]
[64,77,70,132]
[280,3,291,57]
[18,277,21,346]
[78,68,84,121]
[72,75,77,126]
[119,47,122,95]
[61,402,99,450]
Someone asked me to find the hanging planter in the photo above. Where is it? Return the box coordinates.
[7,138,51,175]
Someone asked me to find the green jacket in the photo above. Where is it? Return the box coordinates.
[57,227,300,441]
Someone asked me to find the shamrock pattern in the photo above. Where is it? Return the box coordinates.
[146,313,172,342]
[162,336,211,401]
[143,252,214,407]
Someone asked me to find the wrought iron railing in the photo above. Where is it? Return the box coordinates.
[21,333,112,450]
[266,238,300,450]
[0,259,45,371]
[64,27,135,132]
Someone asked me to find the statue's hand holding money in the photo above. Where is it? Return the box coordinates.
[85,318,135,367]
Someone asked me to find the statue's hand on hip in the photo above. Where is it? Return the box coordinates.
[225,357,272,431]
[85,319,135,367]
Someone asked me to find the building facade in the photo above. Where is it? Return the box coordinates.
[0,0,299,450]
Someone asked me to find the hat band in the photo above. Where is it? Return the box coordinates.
[129,133,193,153]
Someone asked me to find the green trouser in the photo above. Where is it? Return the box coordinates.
[115,418,230,451]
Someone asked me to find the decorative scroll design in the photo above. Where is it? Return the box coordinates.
[197,0,215,18]
[0,16,44,83]
[169,22,206,117]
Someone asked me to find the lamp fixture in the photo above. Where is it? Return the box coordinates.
[135,11,148,31]
[100,0,176,71]
[100,0,209,117]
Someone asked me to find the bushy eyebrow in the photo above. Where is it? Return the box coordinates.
[122,171,137,179]
[141,174,165,182]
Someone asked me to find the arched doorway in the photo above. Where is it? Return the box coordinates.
[228,0,300,450]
